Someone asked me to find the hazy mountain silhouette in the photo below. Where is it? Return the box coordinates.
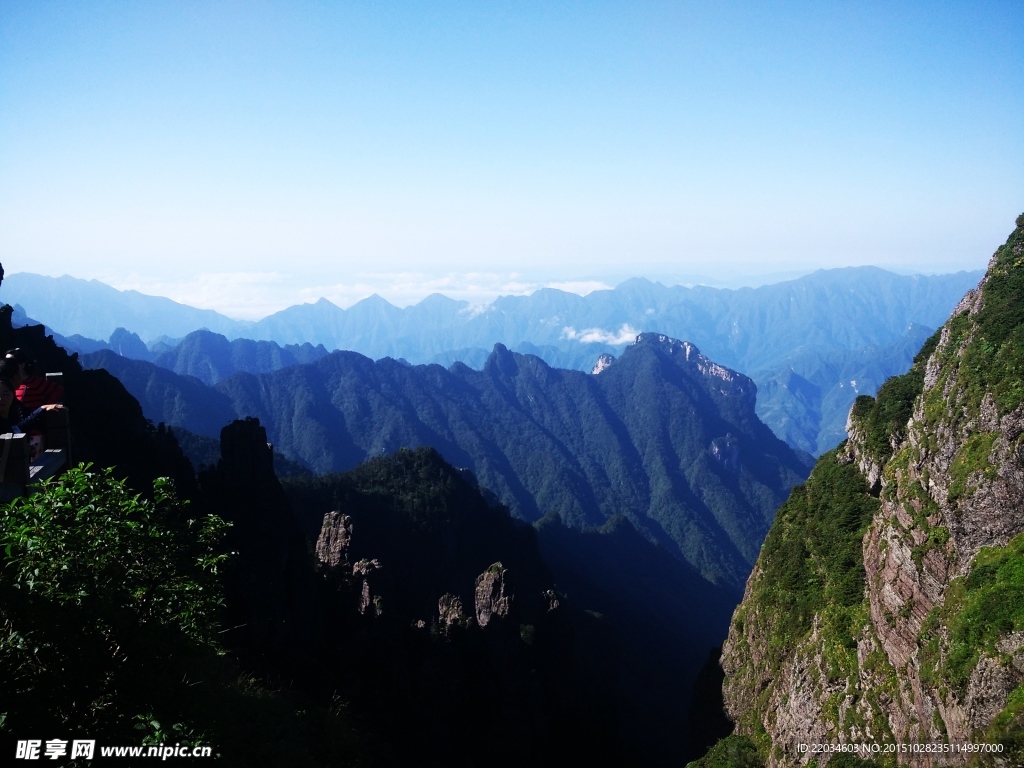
[17,268,980,454]
[4,273,246,340]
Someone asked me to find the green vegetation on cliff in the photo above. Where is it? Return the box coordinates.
[922,213,1024,429]
[747,451,879,667]
[921,531,1024,693]
[917,530,1024,762]
[721,448,888,761]
[704,215,1024,766]
[686,734,764,768]
[849,328,940,464]
[959,213,1024,412]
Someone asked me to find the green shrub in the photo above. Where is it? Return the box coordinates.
[0,465,229,740]
[967,221,1024,412]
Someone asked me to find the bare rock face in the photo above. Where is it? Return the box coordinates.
[843,415,884,495]
[633,334,758,411]
[315,511,353,570]
[474,563,513,628]
[710,434,741,471]
[543,588,561,613]
[591,353,615,375]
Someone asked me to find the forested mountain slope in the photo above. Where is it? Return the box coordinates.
[0,302,734,765]
[89,333,809,590]
[702,214,1024,767]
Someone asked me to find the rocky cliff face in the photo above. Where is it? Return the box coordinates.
[474,562,513,627]
[716,215,1024,767]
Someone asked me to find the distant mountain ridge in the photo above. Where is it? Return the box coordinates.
[4,273,246,340]
[9,267,981,454]
[6,268,979,359]
[150,330,330,384]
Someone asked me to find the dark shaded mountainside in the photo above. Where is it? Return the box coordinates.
[694,214,1024,767]
[11,267,981,455]
[87,333,810,591]
[0,301,740,765]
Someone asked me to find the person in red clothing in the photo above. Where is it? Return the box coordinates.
[5,348,64,409]
[2,349,65,460]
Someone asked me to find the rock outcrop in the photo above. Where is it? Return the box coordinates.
[591,352,615,374]
[715,215,1024,766]
[315,511,352,569]
[474,562,513,628]
[437,593,467,631]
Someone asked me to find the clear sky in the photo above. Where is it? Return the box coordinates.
[1,1,1021,319]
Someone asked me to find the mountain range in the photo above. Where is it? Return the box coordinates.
[6,267,981,455]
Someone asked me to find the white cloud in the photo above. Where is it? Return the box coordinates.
[561,324,640,345]
[459,303,492,318]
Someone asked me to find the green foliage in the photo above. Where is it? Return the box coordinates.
[920,217,1024,431]
[947,432,998,503]
[850,329,940,463]
[962,219,1024,412]
[978,683,1024,765]
[753,450,880,664]
[0,465,230,739]
[686,735,764,767]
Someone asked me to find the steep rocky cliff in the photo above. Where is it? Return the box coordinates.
[713,215,1024,767]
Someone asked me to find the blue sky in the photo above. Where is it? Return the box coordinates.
[1,1,1021,319]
